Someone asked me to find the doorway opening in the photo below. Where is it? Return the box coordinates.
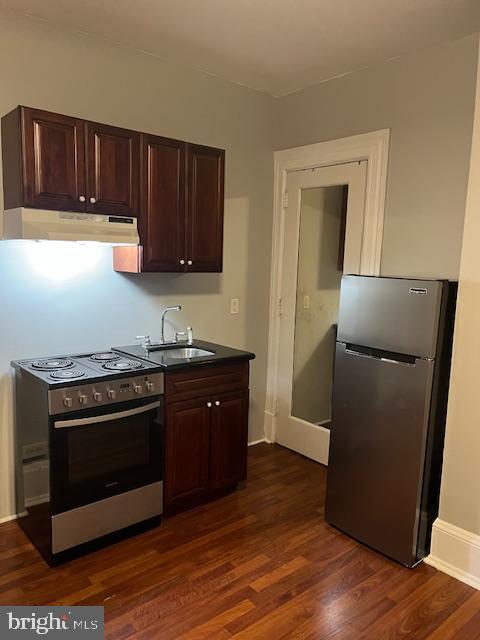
[265,130,390,464]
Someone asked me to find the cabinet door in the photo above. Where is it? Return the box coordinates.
[21,107,86,211]
[140,134,186,271]
[186,144,225,272]
[209,390,249,492]
[165,398,210,511]
[86,122,140,217]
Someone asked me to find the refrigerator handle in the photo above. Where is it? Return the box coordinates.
[344,344,416,366]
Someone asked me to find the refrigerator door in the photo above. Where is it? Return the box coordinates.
[325,342,435,566]
[337,276,444,359]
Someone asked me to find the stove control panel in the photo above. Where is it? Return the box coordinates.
[48,372,164,415]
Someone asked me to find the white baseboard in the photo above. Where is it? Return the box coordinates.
[0,513,18,525]
[1,438,275,525]
[25,494,49,508]
[425,518,480,590]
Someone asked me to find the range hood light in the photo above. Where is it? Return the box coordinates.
[26,241,103,281]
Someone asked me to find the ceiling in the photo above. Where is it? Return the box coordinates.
[2,0,480,96]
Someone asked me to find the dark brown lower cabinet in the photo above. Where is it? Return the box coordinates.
[209,390,249,492]
[165,398,210,512]
[164,363,249,514]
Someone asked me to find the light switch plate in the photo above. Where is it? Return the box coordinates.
[230,298,240,314]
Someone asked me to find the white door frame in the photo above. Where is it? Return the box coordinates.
[264,129,390,446]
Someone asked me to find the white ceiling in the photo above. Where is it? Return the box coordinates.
[2,0,480,96]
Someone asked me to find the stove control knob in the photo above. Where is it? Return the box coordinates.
[63,397,73,408]
[107,389,117,400]
[146,381,154,392]
[79,394,88,405]
[134,384,143,394]
[93,391,103,402]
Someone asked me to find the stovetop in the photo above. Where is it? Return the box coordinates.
[13,351,161,386]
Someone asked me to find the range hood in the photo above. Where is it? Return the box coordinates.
[2,208,139,245]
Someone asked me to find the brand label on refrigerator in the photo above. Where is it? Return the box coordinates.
[409,287,428,295]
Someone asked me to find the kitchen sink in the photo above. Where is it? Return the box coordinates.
[163,348,215,359]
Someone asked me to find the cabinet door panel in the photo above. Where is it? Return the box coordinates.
[140,135,186,271]
[165,398,210,511]
[186,144,224,272]
[21,108,86,211]
[86,122,139,217]
[210,390,249,492]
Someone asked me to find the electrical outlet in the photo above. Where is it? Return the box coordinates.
[303,295,310,309]
[230,298,240,314]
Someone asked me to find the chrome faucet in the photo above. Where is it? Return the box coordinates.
[161,305,182,344]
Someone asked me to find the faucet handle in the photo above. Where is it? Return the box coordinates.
[136,335,151,348]
[174,330,187,343]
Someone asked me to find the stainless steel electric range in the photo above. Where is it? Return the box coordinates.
[12,351,165,565]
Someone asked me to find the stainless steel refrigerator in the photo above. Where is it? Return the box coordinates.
[325,275,457,567]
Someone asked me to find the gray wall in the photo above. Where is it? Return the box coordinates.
[0,10,275,520]
[276,35,479,280]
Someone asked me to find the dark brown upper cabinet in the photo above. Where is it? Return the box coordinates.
[114,141,225,274]
[86,122,139,217]
[1,106,86,212]
[114,134,186,272]
[2,106,225,274]
[186,144,225,273]
[140,134,186,271]
[2,106,140,217]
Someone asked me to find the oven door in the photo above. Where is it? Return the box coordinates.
[50,397,163,513]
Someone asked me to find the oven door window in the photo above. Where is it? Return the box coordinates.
[67,414,149,485]
[51,399,163,513]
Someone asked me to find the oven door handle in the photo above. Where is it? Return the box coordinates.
[53,400,161,429]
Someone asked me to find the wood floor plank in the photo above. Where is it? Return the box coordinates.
[427,590,480,640]
[0,443,476,640]
[250,555,309,591]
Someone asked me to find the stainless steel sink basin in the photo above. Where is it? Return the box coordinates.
[164,348,215,359]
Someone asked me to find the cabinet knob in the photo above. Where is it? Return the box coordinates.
[187,260,193,266]
[179,259,185,265]
[78,195,86,202]
[207,402,212,408]
[89,197,96,204]
[215,401,221,406]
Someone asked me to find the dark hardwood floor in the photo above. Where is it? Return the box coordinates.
[1,443,479,639]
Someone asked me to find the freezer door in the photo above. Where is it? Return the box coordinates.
[325,342,435,566]
[337,276,444,358]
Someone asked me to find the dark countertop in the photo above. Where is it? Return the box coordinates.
[112,339,255,372]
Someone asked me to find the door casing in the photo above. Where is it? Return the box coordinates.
[265,130,390,461]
